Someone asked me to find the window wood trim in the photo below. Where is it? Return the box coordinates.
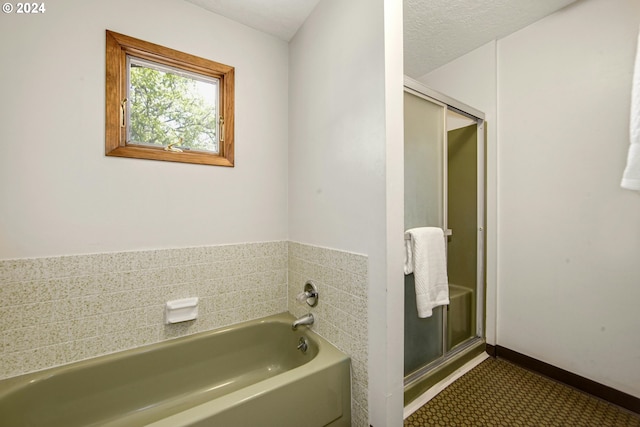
[105,30,235,166]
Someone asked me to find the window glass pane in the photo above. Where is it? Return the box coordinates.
[127,56,220,154]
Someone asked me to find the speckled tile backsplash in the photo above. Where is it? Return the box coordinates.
[288,241,369,427]
[0,240,370,426]
[0,242,288,380]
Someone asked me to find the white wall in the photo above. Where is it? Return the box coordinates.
[383,0,406,424]
[418,41,498,345]
[498,0,640,397]
[288,0,386,255]
[421,0,640,398]
[288,0,404,424]
[0,0,289,259]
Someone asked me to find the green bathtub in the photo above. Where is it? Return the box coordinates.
[0,313,351,427]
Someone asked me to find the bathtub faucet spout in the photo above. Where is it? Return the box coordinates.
[292,313,314,330]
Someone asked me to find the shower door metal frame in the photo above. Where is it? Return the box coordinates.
[403,76,486,385]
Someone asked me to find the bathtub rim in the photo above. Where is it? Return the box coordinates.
[0,312,350,419]
[144,329,351,427]
[0,312,323,388]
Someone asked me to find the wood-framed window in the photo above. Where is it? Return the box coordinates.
[105,30,234,166]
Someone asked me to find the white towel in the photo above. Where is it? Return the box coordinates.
[622,26,640,191]
[404,227,449,318]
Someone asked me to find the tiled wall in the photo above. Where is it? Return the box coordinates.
[0,242,288,379]
[288,241,369,427]
[0,240,369,426]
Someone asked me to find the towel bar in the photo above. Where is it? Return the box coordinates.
[404,229,452,240]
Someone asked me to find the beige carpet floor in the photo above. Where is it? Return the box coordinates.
[404,358,640,427]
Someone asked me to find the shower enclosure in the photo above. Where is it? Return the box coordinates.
[403,77,485,403]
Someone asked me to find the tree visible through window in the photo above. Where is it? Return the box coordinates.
[105,30,234,166]
[128,58,220,153]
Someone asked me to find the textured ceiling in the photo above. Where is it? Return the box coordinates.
[185,0,577,76]
[404,0,578,77]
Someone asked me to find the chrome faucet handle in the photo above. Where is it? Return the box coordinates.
[296,281,319,307]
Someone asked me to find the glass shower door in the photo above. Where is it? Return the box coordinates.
[403,80,486,403]
[403,90,446,376]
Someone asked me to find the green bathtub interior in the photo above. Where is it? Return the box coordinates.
[0,313,351,427]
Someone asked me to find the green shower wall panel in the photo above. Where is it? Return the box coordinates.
[447,124,478,347]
